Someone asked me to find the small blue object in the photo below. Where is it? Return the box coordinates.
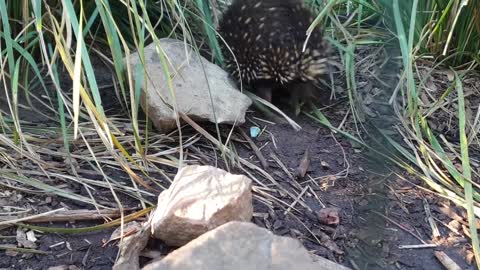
[250,126,261,138]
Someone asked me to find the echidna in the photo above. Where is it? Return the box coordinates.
[218,0,332,105]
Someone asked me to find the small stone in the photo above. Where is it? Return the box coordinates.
[250,126,261,138]
[26,231,37,243]
[321,160,330,169]
[16,228,37,249]
[316,207,341,226]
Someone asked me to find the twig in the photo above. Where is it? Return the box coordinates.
[434,251,462,270]
[423,198,441,238]
[284,185,311,215]
[18,209,129,223]
[372,210,428,244]
[0,245,50,255]
[399,244,437,249]
[269,153,295,181]
[0,208,66,226]
[238,128,268,169]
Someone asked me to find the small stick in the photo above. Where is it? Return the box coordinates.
[398,244,437,249]
[0,209,136,224]
[238,128,268,169]
[433,216,462,236]
[284,185,310,215]
[269,153,295,181]
[0,208,66,226]
[23,209,128,223]
[372,210,428,244]
[434,251,462,270]
[423,198,441,239]
[0,245,50,255]
[309,185,326,208]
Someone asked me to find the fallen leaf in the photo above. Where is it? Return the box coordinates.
[446,70,454,81]
[295,148,310,178]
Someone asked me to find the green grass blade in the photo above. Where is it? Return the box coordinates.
[392,0,417,114]
[196,0,224,65]
[454,70,480,266]
[62,0,105,117]
[72,5,84,140]
[0,0,15,74]
[11,60,20,145]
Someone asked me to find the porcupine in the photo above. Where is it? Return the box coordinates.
[218,0,332,107]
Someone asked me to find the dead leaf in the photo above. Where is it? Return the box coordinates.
[446,70,454,82]
[295,148,310,178]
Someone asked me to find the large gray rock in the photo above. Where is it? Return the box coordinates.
[143,221,350,270]
[151,165,253,246]
[124,39,252,133]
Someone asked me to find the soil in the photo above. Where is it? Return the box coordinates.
[1,113,476,270]
[1,50,479,270]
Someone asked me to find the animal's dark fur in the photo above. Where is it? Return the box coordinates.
[218,0,332,104]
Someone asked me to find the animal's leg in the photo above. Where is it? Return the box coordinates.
[255,87,273,103]
[289,82,317,114]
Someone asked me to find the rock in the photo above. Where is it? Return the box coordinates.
[151,165,253,246]
[142,221,350,270]
[113,222,151,270]
[124,39,252,133]
[316,207,341,226]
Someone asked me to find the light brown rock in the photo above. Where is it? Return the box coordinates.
[143,221,351,270]
[151,165,253,246]
[113,222,151,270]
[124,38,252,133]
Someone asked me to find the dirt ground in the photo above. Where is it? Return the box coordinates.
[1,51,479,269]
[0,112,476,270]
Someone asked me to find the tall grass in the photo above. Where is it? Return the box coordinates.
[377,0,480,265]
[0,0,213,216]
[380,0,480,68]
[296,0,480,265]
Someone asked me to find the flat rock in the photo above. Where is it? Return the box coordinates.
[124,38,252,133]
[151,165,253,246]
[113,222,151,270]
[143,221,351,270]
